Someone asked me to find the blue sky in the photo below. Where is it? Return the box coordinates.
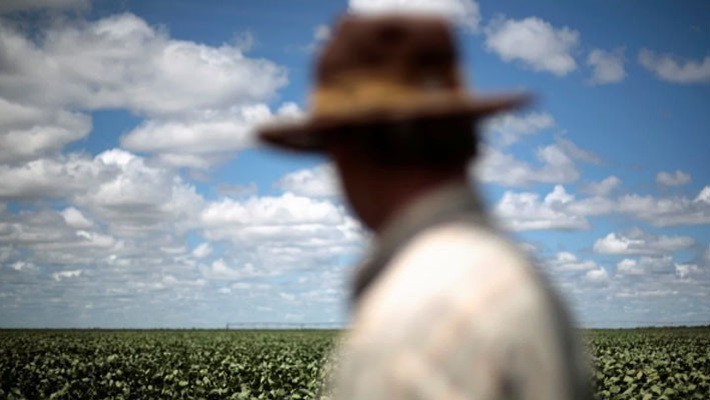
[0,0,708,328]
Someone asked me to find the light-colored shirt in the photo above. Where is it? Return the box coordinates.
[326,183,592,400]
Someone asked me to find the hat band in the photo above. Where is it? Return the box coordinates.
[310,75,467,119]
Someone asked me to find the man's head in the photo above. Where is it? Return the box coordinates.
[325,116,476,231]
[258,13,530,230]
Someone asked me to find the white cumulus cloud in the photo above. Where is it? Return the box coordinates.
[615,256,674,276]
[0,149,204,237]
[675,263,701,280]
[200,193,364,275]
[314,24,332,41]
[580,176,621,197]
[484,16,579,76]
[0,13,288,116]
[638,49,710,84]
[349,0,481,32]
[587,48,626,85]
[9,261,35,272]
[199,259,263,281]
[483,111,555,146]
[476,142,579,186]
[191,243,213,259]
[121,103,301,168]
[0,12,292,173]
[303,24,333,53]
[275,164,340,198]
[617,186,710,227]
[0,155,101,200]
[616,258,642,275]
[494,185,589,231]
[52,269,83,281]
[584,267,610,286]
[60,207,93,229]
[656,170,691,186]
[73,150,204,236]
[551,252,598,272]
[593,230,695,255]
[0,100,92,164]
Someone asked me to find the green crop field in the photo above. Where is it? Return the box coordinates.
[1,327,708,399]
[586,327,709,400]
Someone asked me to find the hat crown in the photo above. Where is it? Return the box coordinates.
[316,15,461,89]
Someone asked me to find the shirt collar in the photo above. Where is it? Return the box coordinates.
[351,181,489,303]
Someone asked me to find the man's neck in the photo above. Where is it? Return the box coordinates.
[371,173,469,235]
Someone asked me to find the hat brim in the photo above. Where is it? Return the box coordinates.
[258,92,532,152]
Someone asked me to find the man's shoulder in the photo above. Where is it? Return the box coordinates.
[391,219,536,291]
[354,220,551,334]
[404,219,527,266]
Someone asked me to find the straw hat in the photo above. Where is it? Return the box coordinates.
[258,14,530,152]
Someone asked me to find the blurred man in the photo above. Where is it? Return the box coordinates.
[259,14,592,400]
